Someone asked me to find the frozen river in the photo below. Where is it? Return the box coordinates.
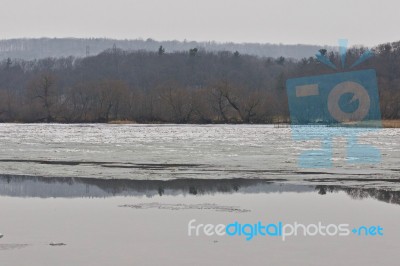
[0,124,398,188]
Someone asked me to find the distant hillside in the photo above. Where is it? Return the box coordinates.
[0,38,327,60]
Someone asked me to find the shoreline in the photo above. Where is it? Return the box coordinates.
[0,120,398,128]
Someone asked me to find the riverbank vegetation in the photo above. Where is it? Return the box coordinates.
[0,42,399,124]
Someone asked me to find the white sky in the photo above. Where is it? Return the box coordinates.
[0,0,399,46]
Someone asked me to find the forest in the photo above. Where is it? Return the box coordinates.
[0,41,399,123]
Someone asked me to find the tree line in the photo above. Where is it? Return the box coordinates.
[0,38,323,60]
[0,42,399,123]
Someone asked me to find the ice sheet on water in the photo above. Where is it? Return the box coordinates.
[119,203,251,213]
[0,124,398,186]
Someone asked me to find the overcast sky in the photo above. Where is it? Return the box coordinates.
[1,0,399,46]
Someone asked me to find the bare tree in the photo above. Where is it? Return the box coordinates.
[27,74,58,122]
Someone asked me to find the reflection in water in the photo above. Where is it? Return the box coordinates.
[316,185,400,205]
[1,175,400,206]
[0,175,311,198]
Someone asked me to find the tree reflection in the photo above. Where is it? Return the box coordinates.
[1,174,398,206]
[0,175,307,198]
[315,185,400,205]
